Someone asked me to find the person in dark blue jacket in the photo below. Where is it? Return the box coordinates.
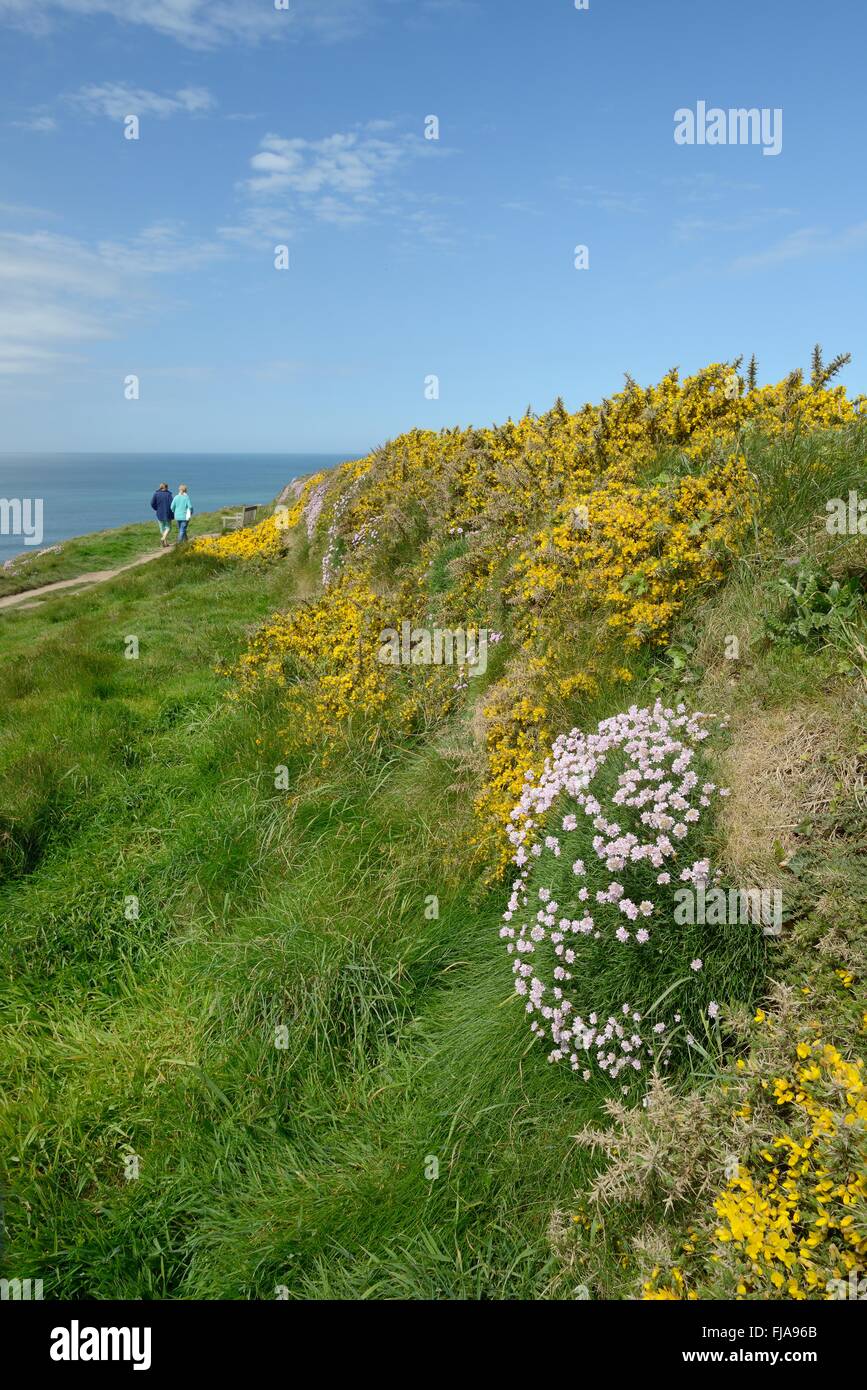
[151,483,174,547]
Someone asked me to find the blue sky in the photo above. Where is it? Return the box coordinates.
[0,0,865,453]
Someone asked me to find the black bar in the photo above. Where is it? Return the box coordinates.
[4,1297,857,1375]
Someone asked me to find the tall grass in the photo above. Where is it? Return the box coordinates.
[0,542,604,1298]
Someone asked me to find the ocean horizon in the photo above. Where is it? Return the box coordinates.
[0,452,357,563]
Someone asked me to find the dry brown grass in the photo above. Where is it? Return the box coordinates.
[716,691,865,883]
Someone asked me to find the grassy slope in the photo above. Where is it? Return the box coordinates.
[0,504,264,600]
[0,535,605,1299]
[0,429,864,1300]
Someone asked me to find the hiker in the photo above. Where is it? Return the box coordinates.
[172,485,193,542]
[150,482,173,548]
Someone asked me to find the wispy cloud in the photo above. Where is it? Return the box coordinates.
[675,208,797,241]
[96,221,227,274]
[664,173,763,204]
[0,0,375,49]
[392,194,462,249]
[0,235,114,374]
[223,123,439,241]
[0,200,58,219]
[11,113,57,132]
[401,0,481,27]
[70,83,215,120]
[0,225,225,375]
[245,130,414,199]
[556,179,646,216]
[502,200,543,217]
[730,222,867,273]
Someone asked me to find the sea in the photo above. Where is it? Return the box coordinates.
[0,453,356,564]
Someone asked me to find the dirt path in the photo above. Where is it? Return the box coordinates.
[0,543,212,612]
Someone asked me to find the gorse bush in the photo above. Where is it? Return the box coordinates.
[712,1037,866,1299]
[194,513,287,561]
[225,574,470,758]
[229,577,393,741]
[642,1033,867,1300]
[510,453,753,652]
[196,356,864,873]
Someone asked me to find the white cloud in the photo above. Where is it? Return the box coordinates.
[0,200,58,219]
[502,200,542,216]
[674,208,797,242]
[0,249,112,373]
[0,226,224,375]
[0,341,88,373]
[664,173,763,204]
[0,300,106,344]
[0,0,374,48]
[730,222,867,272]
[71,83,215,120]
[12,113,57,132]
[0,232,122,298]
[217,205,295,246]
[556,180,646,216]
[223,125,437,240]
[97,221,226,274]
[246,131,414,198]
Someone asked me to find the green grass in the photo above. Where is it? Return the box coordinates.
[0,537,608,1299]
[0,504,262,600]
[742,417,867,545]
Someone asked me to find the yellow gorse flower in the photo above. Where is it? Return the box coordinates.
[644,1036,866,1300]
[199,362,863,872]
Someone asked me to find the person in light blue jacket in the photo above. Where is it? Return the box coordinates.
[171,485,193,542]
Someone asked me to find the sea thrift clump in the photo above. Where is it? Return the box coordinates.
[501,700,726,1082]
[304,480,328,539]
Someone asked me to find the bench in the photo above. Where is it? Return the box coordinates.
[221,504,259,532]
